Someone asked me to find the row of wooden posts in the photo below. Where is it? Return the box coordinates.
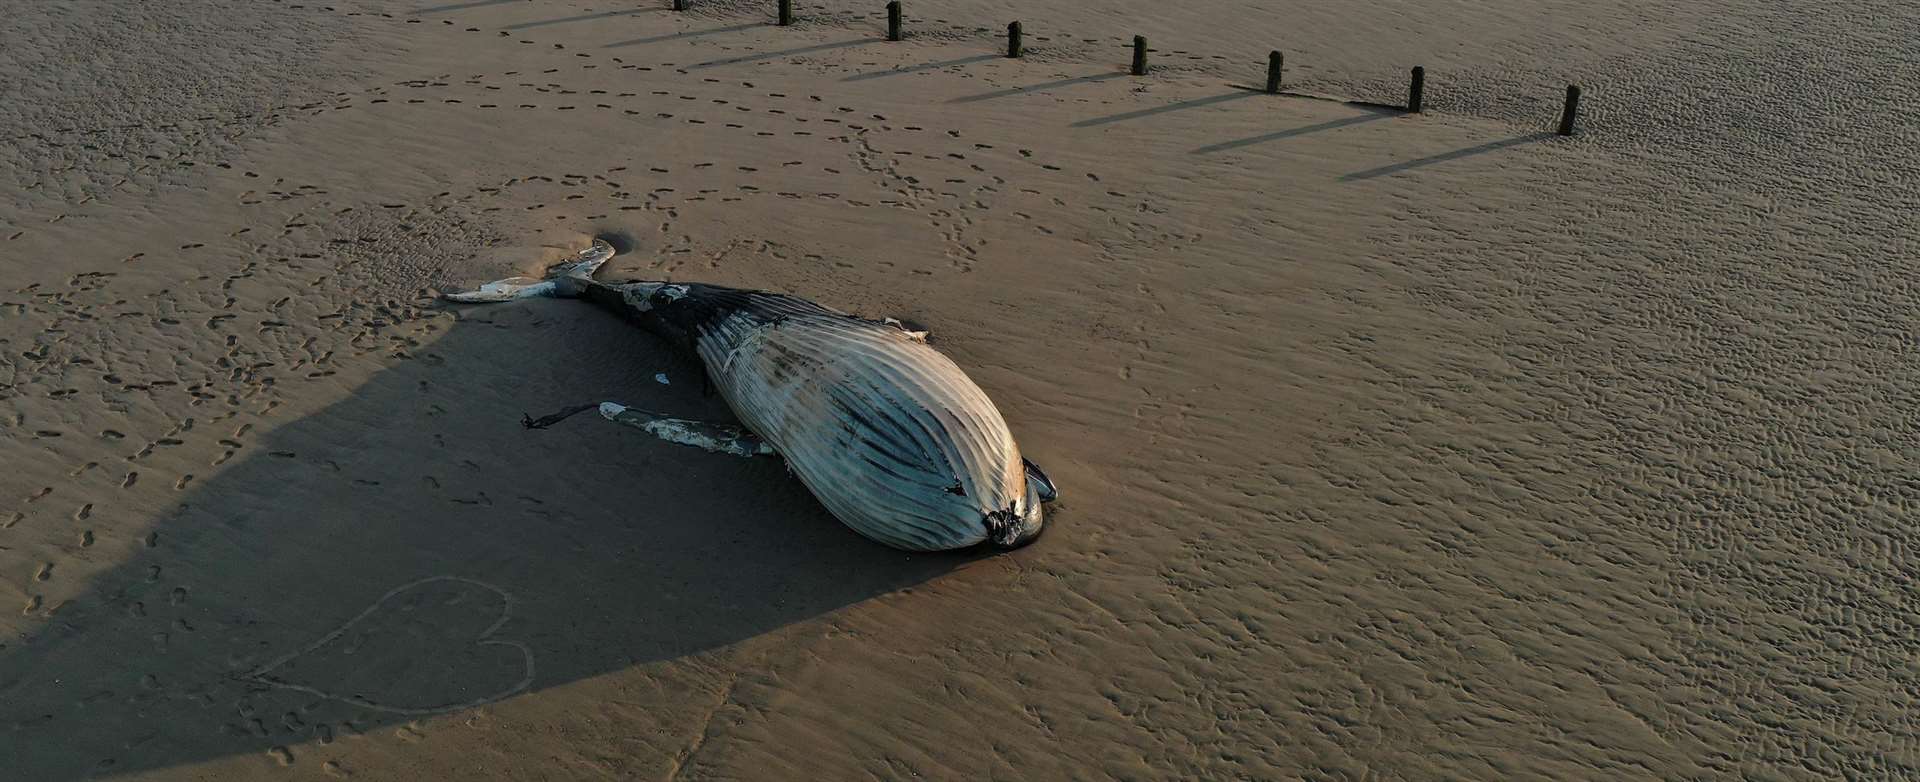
[692,0,1583,135]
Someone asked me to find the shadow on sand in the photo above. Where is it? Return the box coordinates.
[687,39,876,70]
[411,0,522,15]
[843,53,1000,82]
[1190,106,1399,154]
[950,72,1127,104]
[501,7,667,30]
[1071,89,1265,128]
[1340,132,1557,180]
[604,22,769,49]
[0,298,962,779]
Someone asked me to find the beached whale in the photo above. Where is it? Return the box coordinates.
[443,240,1056,551]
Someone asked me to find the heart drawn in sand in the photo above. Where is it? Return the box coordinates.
[245,576,535,715]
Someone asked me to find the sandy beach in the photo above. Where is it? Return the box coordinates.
[2,0,1915,778]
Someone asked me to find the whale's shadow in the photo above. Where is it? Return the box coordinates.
[0,298,960,779]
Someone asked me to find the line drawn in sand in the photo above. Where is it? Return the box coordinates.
[243,576,535,715]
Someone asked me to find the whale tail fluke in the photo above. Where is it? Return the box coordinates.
[545,238,616,281]
[441,239,616,303]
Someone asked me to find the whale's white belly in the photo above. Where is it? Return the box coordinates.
[698,314,1024,551]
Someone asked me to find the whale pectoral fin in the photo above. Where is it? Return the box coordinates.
[545,239,616,280]
[882,317,930,343]
[1023,457,1059,502]
[598,402,775,459]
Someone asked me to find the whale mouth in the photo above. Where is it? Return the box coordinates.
[984,500,1044,550]
[1023,457,1058,503]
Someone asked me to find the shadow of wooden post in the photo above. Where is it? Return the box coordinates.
[1340,131,1554,180]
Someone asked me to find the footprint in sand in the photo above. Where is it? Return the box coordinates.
[244,576,533,715]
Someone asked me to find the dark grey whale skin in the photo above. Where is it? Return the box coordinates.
[494,247,1054,552]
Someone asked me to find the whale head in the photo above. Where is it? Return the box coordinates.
[985,458,1057,549]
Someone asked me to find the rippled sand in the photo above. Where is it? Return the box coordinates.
[0,0,1913,779]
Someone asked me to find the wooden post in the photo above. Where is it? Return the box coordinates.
[1131,35,1147,76]
[777,0,792,26]
[886,1,901,40]
[673,0,685,10]
[1407,66,1424,113]
[1007,21,1022,57]
[1558,85,1581,136]
[1265,51,1283,94]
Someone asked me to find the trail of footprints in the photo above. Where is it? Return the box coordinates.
[11,72,1117,271]
[308,0,1236,73]
[5,0,1178,258]
[344,66,1138,272]
[0,193,517,772]
[5,73,1133,627]
[0,5,1203,774]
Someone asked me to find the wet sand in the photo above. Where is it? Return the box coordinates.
[1,0,1914,779]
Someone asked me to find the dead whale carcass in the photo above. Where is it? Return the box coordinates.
[443,240,1057,551]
